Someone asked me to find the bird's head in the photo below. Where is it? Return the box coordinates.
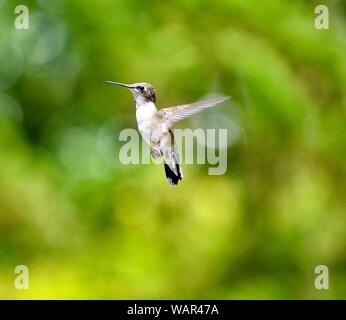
[105,81,156,104]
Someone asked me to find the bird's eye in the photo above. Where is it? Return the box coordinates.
[138,86,145,92]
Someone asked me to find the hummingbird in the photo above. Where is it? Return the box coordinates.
[106,81,229,186]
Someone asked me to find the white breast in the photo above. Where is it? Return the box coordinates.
[136,102,157,144]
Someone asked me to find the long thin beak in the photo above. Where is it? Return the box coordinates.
[105,81,134,89]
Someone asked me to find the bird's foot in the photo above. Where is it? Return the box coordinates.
[151,149,162,159]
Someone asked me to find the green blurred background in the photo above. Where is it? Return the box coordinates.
[0,0,345,299]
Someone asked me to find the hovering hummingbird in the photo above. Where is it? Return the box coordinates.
[106,81,229,186]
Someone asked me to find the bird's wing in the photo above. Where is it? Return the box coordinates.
[158,96,230,130]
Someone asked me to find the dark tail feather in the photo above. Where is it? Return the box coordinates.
[164,163,183,187]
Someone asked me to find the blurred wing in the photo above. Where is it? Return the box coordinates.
[158,96,230,130]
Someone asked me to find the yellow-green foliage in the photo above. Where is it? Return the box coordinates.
[0,0,345,299]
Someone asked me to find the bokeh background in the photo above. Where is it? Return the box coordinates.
[0,0,345,299]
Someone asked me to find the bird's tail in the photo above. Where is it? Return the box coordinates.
[163,130,183,187]
[164,161,183,187]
